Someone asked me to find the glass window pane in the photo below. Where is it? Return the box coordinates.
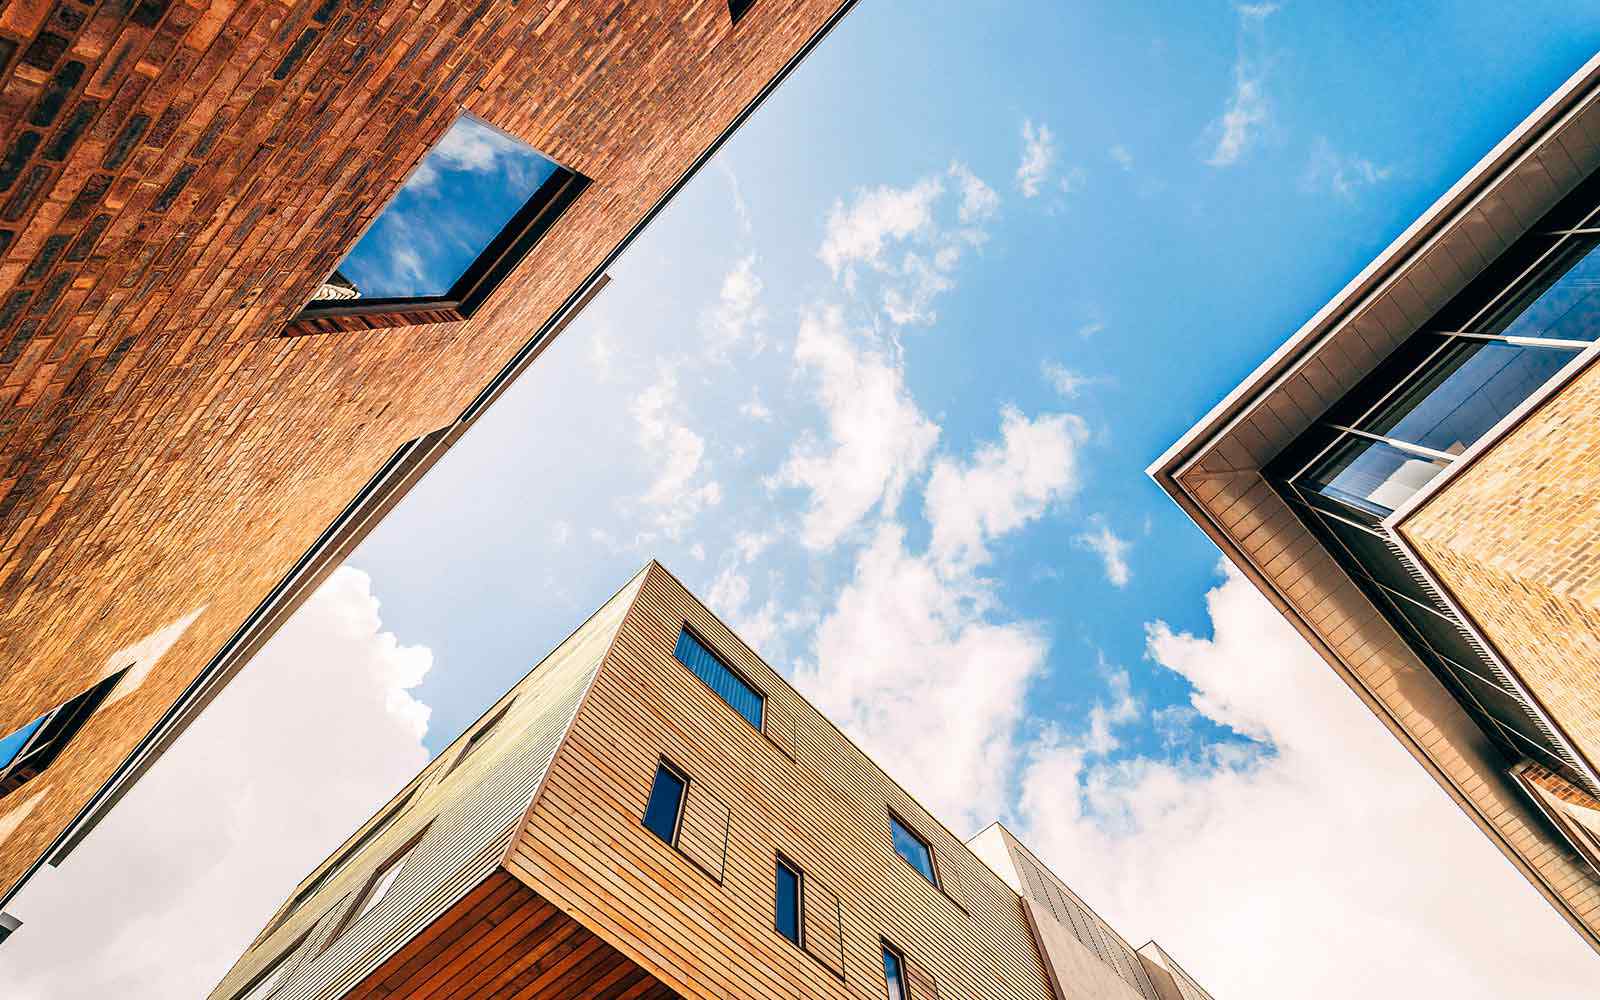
[775,860,801,944]
[1306,436,1449,515]
[0,713,47,771]
[674,628,764,729]
[643,764,685,844]
[1362,340,1576,454]
[1493,239,1600,342]
[889,815,937,885]
[882,946,908,1000]
[321,114,562,301]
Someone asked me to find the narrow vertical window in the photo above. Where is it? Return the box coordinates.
[320,823,431,953]
[882,942,908,1000]
[774,856,802,945]
[444,698,514,776]
[642,762,687,845]
[888,812,938,887]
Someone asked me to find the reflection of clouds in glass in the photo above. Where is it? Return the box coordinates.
[334,115,561,299]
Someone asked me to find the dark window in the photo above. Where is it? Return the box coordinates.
[729,0,757,22]
[881,942,908,1000]
[888,813,938,887]
[0,669,125,799]
[775,856,802,945]
[294,112,587,332]
[674,627,764,729]
[445,698,515,776]
[643,762,687,845]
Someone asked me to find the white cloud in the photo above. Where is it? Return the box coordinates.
[704,255,765,360]
[1084,662,1139,755]
[925,406,1088,570]
[734,530,776,563]
[950,162,1000,224]
[722,162,753,237]
[1017,119,1057,197]
[1109,144,1135,172]
[0,568,433,999]
[1042,361,1104,398]
[1303,136,1393,200]
[771,307,939,549]
[794,524,1047,830]
[819,176,944,281]
[631,368,723,538]
[1013,563,1599,999]
[1075,518,1133,588]
[1206,5,1276,167]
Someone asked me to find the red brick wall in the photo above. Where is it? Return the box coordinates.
[0,0,848,898]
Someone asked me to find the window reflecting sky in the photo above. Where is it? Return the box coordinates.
[334,114,561,300]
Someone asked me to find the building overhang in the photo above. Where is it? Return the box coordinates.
[1148,52,1600,952]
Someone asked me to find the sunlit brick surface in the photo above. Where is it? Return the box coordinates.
[0,0,847,900]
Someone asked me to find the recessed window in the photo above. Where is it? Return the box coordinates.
[888,813,938,887]
[0,669,125,799]
[643,761,687,845]
[292,112,587,334]
[881,942,909,1000]
[673,627,764,729]
[729,0,757,22]
[321,824,431,953]
[445,698,515,777]
[774,856,803,945]
[233,930,310,1000]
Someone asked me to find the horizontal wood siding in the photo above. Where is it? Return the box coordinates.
[803,872,846,977]
[506,563,1054,1000]
[678,781,730,883]
[207,572,644,999]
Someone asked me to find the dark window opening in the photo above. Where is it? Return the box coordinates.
[674,626,764,729]
[775,856,802,945]
[291,112,588,336]
[888,812,938,887]
[729,0,757,22]
[881,942,908,1000]
[0,669,126,800]
[445,698,515,777]
[643,761,687,845]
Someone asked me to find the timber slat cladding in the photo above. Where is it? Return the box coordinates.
[207,572,644,999]
[678,780,730,883]
[905,955,940,1000]
[802,874,846,977]
[507,562,1054,1000]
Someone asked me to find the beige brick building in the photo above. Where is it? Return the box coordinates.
[210,564,1213,1000]
[1152,54,1600,950]
[0,0,859,917]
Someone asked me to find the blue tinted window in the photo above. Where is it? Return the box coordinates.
[320,114,561,301]
[889,814,937,886]
[882,944,908,1000]
[0,714,46,771]
[775,859,801,944]
[643,763,686,844]
[674,628,764,730]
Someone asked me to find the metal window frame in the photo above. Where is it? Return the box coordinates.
[773,853,805,948]
[886,809,941,890]
[644,758,690,847]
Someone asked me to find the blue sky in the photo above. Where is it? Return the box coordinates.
[6,4,1600,998]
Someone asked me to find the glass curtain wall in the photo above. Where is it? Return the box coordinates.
[1269,181,1600,794]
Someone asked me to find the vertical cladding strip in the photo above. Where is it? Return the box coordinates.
[207,572,645,1000]
[506,563,1055,1000]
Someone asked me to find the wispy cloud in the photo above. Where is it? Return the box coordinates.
[739,389,773,422]
[1206,4,1277,167]
[704,254,766,360]
[1042,361,1109,398]
[1109,144,1135,172]
[1075,517,1133,588]
[1016,119,1058,197]
[631,368,722,538]
[1302,137,1393,200]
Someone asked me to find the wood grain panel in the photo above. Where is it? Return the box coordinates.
[506,562,1055,1000]
[678,781,729,883]
[803,873,845,977]
[905,955,940,1000]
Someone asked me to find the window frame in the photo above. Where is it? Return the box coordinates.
[319,821,432,954]
[886,810,940,889]
[286,111,589,338]
[773,853,804,947]
[0,669,126,800]
[642,758,690,846]
[673,624,766,731]
[233,928,312,1000]
[880,939,909,1000]
[444,697,516,777]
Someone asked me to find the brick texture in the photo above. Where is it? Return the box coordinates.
[1402,354,1600,776]
[0,0,849,900]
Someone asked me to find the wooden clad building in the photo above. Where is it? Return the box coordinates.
[0,0,857,914]
[210,563,1215,1000]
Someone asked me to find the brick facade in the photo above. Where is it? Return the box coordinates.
[0,0,850,901]
[1402,354,1600,775]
